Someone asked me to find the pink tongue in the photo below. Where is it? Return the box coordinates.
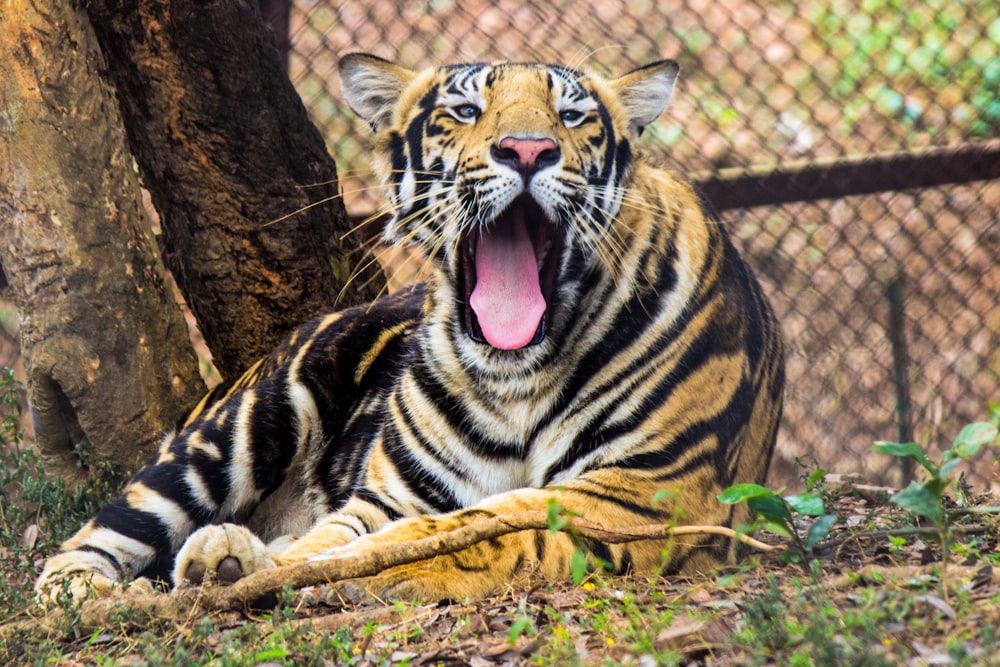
[469,211,545,350]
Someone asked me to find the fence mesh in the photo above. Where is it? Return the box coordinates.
[287,0,1000,489]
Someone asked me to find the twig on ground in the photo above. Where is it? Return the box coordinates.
[820,524,988,558]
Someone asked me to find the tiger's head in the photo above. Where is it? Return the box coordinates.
[339,55,678,353]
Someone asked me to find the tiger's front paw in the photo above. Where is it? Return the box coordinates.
[172,524,275,587]
[36,550,120,604]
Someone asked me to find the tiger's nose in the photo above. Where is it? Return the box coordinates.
[491,136,561,178]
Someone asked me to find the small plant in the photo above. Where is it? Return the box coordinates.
[718,471,838,564]
[873,410,1000,563]
[735,576,895,667]
[507,610,536,645]
[0,367,132,659]
[546,496,610,585]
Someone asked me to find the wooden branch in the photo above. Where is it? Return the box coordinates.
[818,524,988,554]
[206,512,779,608]
[1,512,776,639]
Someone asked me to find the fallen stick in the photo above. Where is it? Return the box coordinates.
[203,511,779,609]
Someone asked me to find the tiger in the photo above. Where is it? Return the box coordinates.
[36,53,784,604]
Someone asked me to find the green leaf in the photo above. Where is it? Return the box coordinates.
[718,483,774,504]
[760,519,793,538]
[778,550,805,565]
[891,483,942,524]
[988,400,1000,427]
[804,514,837,551]
[546,498,567,533]
[255,648,291,661]
[508,615,535,645]
[924,477,947,501]
[748,494,792,522]
[873,441,935,473]
[785,493,825,516]
[940,457,962,478]
[571,549,588,586]
[952,422,998,458]
[806,468,826,491]
[652,488,677,509]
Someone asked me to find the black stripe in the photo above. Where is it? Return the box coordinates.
[92,499,172,561]
[570,487,662,520]
[614,139,632,188]
[534,530,547,563]
[553,236,680,417]
[354,487,403,523]
[511,552,526,575]
[451,553,491,573]
[640,431,719,480]
[583,538,614,569]
[394,394,466,481]
[316,426,375,509]
[381,423,462,514]
[408,370,522,459]
[616,546,634,575]
[408,358,478,447]
[248,379,297,494]
[176,424,232,510]
[133,462,215,527]
[595,100,617,186]
[669,534,728,574]
[387,131,407,194]
[404,89,439,198]
[76,545,124,576]
[324,518,363,538]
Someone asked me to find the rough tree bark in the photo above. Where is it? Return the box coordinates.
[84,0,383,378]
[0,0,203,479]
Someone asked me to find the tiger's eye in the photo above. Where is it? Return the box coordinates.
[560,109,585,124]
[454,104,480,120]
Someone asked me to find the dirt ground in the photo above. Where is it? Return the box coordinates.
[4,475,999,666]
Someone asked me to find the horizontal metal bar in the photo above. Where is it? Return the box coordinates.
[693,140,1000,211]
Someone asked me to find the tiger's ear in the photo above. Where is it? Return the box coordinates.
[338,53,416,131]
[608,60,679,134]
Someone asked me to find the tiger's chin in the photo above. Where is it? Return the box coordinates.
[459,194,564,351]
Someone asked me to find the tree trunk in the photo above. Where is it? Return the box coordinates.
[0,0,203,480]
[84,0,384,378]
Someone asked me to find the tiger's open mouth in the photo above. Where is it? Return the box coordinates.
[461,195,563,350]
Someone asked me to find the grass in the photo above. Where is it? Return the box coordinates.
[2,366,999,664]
[0,370,123,625]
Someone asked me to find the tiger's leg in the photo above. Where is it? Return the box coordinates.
[35,373,314,601]
[300,467,733,602]
[171,495,385,587]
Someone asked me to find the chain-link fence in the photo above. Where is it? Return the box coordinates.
[286,0,1000,490]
